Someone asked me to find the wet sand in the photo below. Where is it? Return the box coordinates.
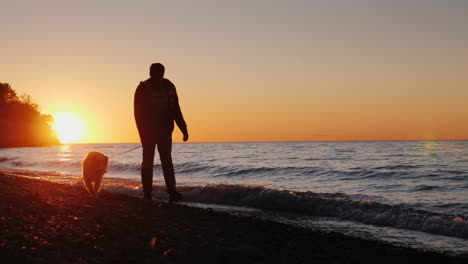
[0,172,466,264]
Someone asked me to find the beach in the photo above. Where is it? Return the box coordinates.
[0,172,466,264]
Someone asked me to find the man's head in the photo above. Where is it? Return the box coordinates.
[150,63,165,79]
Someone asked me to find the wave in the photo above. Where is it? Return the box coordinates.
[373,165,421,170]
[0,157,12,163]
[437,169,465,175]
[105,183,468,240]
[412,185,443,191]
[105,162,325,177]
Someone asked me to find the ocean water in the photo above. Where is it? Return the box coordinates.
[0,141,467,255]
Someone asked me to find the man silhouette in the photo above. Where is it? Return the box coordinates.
[134,63,188,202]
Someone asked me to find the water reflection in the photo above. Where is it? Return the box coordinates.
[58,145,73,161]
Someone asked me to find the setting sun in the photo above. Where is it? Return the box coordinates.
[53,112,86,143]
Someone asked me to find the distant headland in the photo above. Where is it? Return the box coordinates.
[0,83,60,148]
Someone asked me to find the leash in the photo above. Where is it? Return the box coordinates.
[109,146,142,158]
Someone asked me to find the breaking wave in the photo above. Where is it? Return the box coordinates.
[104,182,468,240]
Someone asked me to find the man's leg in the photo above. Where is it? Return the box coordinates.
[141,143,156,199]
[94,173,103,198]
[157,138,181,202]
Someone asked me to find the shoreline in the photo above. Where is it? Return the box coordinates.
[0,172,467,263]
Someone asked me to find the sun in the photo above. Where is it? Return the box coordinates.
[52,112,85,143]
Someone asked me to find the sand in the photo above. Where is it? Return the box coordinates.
[0,172,466,264]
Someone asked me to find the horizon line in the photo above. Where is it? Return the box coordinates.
[65,139,468,145]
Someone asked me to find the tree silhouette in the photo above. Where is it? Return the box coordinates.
[0,83,60,147]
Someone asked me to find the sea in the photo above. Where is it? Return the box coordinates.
[0,141,467,256]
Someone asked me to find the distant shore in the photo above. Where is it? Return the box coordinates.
[0,172,466,264]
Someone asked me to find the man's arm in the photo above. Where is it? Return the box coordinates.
[134,82,145,141]
[169,82,189,141]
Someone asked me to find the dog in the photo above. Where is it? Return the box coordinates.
[82,151,109,198]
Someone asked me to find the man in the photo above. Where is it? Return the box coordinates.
[134,63,189,202]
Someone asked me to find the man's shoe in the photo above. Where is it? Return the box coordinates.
[169,191,182,203]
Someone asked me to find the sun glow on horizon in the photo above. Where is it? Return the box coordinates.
[52,112,86,143]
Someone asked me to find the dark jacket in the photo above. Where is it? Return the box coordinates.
[134,78,187,144]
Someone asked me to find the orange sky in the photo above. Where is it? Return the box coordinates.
[1,1,467,143]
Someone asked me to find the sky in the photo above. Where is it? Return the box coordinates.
[1,0,468,143]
